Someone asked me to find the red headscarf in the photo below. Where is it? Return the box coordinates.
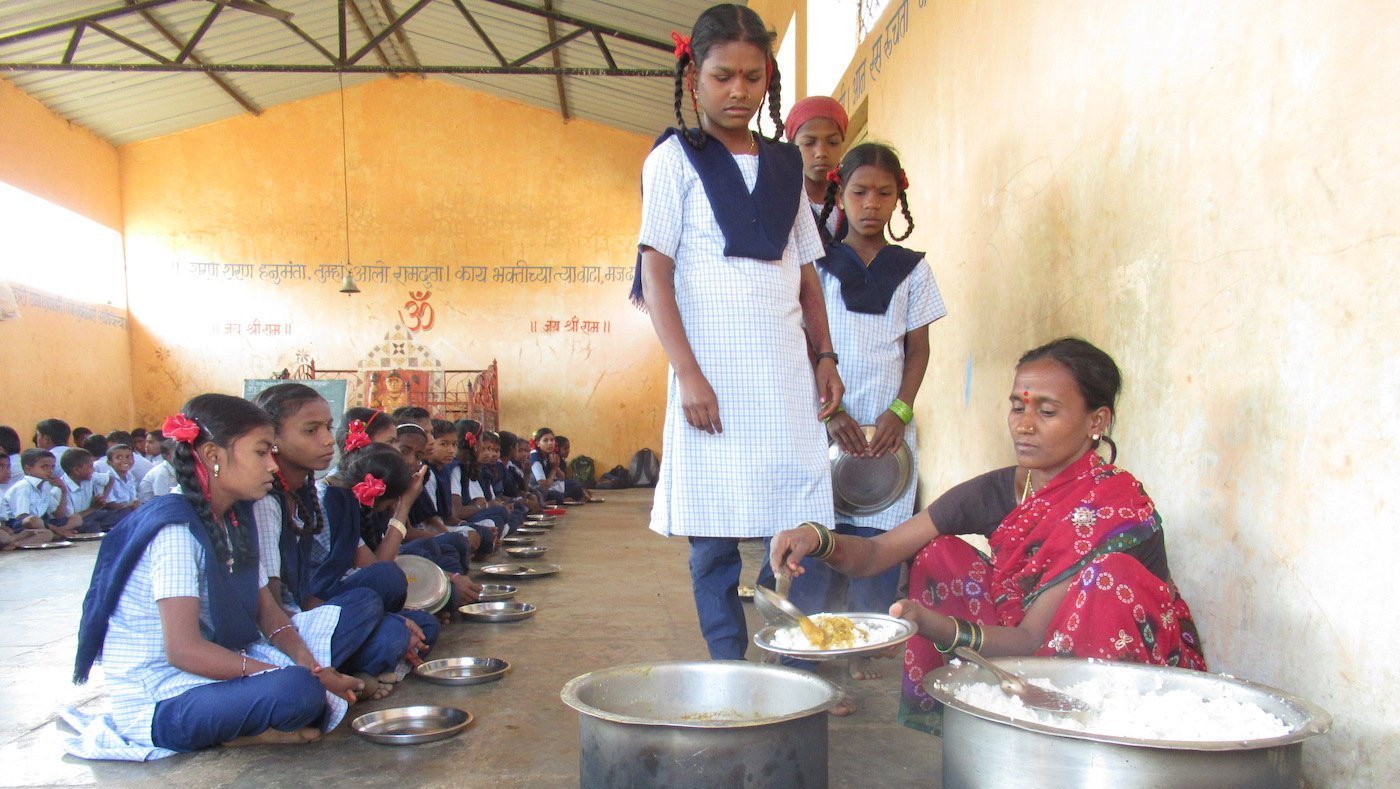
[784,96,849,142]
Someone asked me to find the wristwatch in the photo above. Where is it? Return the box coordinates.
[815,351,839,365]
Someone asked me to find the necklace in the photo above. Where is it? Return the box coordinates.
[1019,470,1036,505]
[748,132,757,154]
[220,511,238,573]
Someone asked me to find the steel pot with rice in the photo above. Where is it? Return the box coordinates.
[561,660,840,789]
[925,656,1331,789]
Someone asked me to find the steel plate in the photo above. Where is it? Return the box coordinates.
[351,705,472,745]
[414,657,511,686]
[457,601,537,622]
[829,425,913,516]
[753,613,916,660]
[395,555,450,612]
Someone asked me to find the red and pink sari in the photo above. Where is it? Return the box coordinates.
[899,451,1206,732]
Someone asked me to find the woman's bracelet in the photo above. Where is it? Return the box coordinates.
[240,649,249,677]
[888,398,914,424]
[268,623,296,642]
[803,521,835,561]
[936,617,983,654]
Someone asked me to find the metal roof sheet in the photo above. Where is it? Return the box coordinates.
[0,0,715,145]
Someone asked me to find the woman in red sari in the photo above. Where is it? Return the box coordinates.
[770,338,1205,731]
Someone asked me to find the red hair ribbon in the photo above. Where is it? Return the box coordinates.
[898,170,910,191]
[344,419,371,453]
[670,31,692,61]
[826,169,842,186]
[352,474,386,507]
[465,432,478,449]
[162,414,202,445]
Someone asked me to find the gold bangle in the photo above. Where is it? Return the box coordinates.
[936,618,964,654]
[804,522,834,561]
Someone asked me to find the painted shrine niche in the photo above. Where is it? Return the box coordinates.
[283,323,499,429]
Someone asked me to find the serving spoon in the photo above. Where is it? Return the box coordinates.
[753,583,824,645]
[953,646,1091,718]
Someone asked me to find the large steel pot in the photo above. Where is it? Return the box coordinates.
[561,660,840,789]
[925,656,1332,789]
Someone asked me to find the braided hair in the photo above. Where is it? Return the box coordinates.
[331,443,413,549]
[673,4,784,149]
[171,394,271,570]
[817,142,916,245]
[455,419,482,479]
[253,383,327,537]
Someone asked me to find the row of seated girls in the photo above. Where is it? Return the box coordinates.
[65,386,600,757]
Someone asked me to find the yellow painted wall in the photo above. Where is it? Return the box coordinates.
[119,78,663,468]
[0,77,134,434]
[807,0,1396,784]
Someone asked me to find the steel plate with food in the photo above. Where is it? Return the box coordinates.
[351,705,473,745]
[828,424,914,517]
[414,657,511,686]
[457,601,537,622]
[753,613,915,659]
[479,562,561,578]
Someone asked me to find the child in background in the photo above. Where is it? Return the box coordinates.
[101,445,141,515]
[631,3,840,663]
[101,431,153,482]
[5,448,80,539]
[138,440,178,502]
[497,432,542,514]
[1,451,57,548]
[507,433,549,510]
[554,435,595,502]
[475,431,528,531]
[332,409,396,472]
[33,419,73,466]
[391,425,482,598]
[72,427,94,448]
[424,419,462,526]
[815,142,946,681]
[82,434,110,463]
[448,426,510,549]
[142,430,164,462]
[528,428,570,505]
[786,96,849,236]
[0,427,23,490]
[60,448,126,533]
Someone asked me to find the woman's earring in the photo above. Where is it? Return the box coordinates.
[271,445,280,455]
[213,462,220,478]
[1091,434,1101,441]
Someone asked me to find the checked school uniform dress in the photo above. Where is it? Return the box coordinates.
[807,243,946,615]
[636,131,833,660]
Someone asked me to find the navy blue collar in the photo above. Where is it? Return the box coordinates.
[630,129,804,307]
[74,495,261,684]
[816,243,924,315]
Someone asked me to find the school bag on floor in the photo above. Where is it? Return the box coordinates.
[629,448,659,488]
[570,456,596,487]
[596,465,631,489]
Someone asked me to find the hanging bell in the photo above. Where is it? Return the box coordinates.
[339,272,360,295]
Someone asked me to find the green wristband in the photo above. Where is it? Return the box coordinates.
[888,398,914,424]
[822,404,845,424]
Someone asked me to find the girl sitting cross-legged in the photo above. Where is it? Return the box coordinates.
[70,394,364,759]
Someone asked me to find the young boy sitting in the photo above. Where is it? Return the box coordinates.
[3,448,80,540]
[60,448,128,533]
[100,444,141,515]
[0,450,58,549]
[137,439,177,502]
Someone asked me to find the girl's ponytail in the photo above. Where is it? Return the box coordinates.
[817,170,842,245]
[765,62,784,143]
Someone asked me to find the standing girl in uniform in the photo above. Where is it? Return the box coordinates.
[71,394,363,758]
[815,143,947,681]
[632,3,843,662]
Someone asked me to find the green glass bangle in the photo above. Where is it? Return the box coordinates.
[821,404,846,424]
[888,398,914,424]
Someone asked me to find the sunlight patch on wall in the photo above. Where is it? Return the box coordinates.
[0,180,126,308]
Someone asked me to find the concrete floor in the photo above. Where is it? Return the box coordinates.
[0,489,938,788]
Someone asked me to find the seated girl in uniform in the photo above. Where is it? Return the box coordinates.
[70,394,363,758]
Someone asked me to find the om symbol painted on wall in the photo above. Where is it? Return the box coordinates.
[400,290,434,332]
